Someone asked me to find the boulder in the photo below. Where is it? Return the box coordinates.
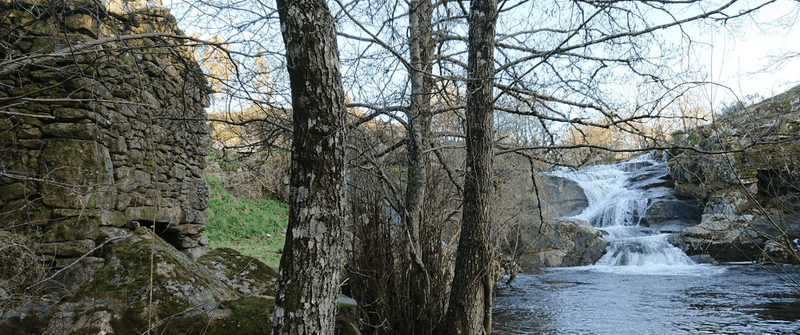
[539,174,589,218]
[639,199,703,232]
[670,214,764,263]
[1,227,279,335]
[515,218,607,268]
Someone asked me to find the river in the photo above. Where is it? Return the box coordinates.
[493,264,800,334]
[492,153,800,334]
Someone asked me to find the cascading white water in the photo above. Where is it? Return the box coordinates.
[551,152,696,269]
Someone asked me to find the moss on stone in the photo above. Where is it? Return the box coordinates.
[73,227,220,334]
[198,247,279,294]
[206,297,274,335]
[70,326,102,335]
[734,141,800,180]
[41,216,98,242]
[3,314,45,335]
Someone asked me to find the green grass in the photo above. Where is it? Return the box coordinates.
[205,175,288,268]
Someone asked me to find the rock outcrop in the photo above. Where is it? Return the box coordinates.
[493,156,607,269]
[511,216,608,268]
[0,0,211,266]
[539,174,589,218]
[639,198,703,233]
[1,227,278,334]
[667,84,800,264]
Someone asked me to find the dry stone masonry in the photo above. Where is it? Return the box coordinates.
[0,0,211,263]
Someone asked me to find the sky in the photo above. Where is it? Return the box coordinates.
[160,0,800,113]
[679,0,800,107]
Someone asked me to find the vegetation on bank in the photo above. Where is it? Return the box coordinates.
[205,175,288,268]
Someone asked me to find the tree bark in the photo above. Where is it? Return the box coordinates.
[270,0,347,334]
[442,0,497,333]
[405,0,435,331]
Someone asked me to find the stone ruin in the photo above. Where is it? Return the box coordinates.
[0,0,211,264]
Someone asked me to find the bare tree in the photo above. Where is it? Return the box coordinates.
[440,0,497,333]
[269,0,348,333]
[161,0,789,333]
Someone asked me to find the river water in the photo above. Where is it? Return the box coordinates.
[493,265,800,334]
[493,153,800,334]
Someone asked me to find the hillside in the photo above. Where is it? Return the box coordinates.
[667,84,800,264]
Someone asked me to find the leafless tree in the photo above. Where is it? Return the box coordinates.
[162,0,792,333]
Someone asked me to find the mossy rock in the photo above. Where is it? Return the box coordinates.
[205,297,275,335]
[198,247,279,296]
[16,228,283,334]
[58,227,237,334]
[734,142,800,180]
[41,216,99,242]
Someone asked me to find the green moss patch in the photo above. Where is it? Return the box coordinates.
[735,142,800,180]
[206,297,274,335]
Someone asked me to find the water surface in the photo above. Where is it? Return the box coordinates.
[493,265,800,334]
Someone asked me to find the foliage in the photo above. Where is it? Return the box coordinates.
[205,175,288,268]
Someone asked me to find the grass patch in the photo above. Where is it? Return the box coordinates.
[206,175,288,268]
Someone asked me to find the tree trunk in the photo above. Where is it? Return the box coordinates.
[442,0,497,334]
[405,0,434,257]
[270,0,347,334]
[405,0,435,332]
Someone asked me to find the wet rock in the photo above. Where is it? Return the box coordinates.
[758,240,800,265]
[539,175,589,218]
[515,218,607,268]
[670,214,763,263]
[689,254,718,265]
[640,199,703,231]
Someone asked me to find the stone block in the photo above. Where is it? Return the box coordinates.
[197,234,209,246]
[42,123,96,140]
[115,193,131,211]
[42,217,99,242]
[97,226,132,241]
[37,239,95,257]
[165,224,205,235]
[53,208,100,218]
[125,206,184,223]
[0,182,31,201]
[181,246,209,261]
[173,234,200,249]
[18,126,42,139]
[65,13,98,38]
[54,108,91,121]
[184,208,207,224]
[18,139,45,149]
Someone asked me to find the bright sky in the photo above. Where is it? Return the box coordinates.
[681,0,800,107]
[161,0,800,112]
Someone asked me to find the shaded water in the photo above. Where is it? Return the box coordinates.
[494,153,800,333]
[493,265,800,334]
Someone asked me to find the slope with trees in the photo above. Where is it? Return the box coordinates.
[667,83,800,265]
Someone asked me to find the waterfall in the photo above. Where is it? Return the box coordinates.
[551,152,696,269]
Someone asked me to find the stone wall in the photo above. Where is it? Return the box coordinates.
[0,0,211,263]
